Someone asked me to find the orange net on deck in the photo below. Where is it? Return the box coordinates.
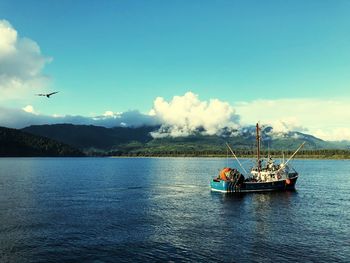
[219,167,231,181]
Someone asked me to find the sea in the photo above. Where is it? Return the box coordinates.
[0,157,349,262]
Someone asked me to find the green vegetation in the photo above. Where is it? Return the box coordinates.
[106,147,350,159]
[0,126,84,157]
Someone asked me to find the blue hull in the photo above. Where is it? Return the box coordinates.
[210,176,298,193]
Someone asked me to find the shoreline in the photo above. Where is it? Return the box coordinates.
[107,154,350,160]
[1,156,350,160]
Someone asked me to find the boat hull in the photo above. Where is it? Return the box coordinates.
[210,176,298,193]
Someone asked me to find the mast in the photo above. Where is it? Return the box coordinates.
[256,123,261,173]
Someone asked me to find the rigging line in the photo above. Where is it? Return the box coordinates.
[225,142,248,175]
[226,147,228,168]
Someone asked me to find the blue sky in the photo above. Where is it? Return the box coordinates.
[1,0,350,140]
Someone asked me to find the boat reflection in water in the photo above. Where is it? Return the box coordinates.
[210,123,305,193]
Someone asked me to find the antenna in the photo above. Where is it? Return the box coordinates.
[256,123,261,174]
[276,142,305,173]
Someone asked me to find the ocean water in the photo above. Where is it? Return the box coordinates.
[0,157,349,262]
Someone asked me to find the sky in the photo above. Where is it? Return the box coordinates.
[0,0,350,140]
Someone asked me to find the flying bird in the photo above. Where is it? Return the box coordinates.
[36,91,59,98]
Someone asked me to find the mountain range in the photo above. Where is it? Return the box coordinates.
[1,123,349,157]
[19,124,350,156]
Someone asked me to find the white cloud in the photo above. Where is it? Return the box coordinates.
[150,92,240,137]
[0,106,159,129]
[234,98,350,141]
[22,105,36,114]
[0,20,17,56]
[314,128,350,142]
[102,111,115,117]
[93,110,160,127]
[0,19,52,99]
[0,106,48,128]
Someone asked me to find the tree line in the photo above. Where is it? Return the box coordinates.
[90,148,350,159]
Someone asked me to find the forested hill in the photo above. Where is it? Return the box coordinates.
[0,126,84,157]
[22,124,156,152]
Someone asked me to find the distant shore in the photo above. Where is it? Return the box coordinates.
[1,154,350,159]
[104,151,350,159]
[108,155,350,160]
[2,148,350,159]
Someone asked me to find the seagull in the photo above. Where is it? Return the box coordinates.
[36,91,59,98]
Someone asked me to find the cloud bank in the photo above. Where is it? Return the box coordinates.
[149,92,240,137]
[2,92,350,141]
[0,92,240,138]
[235,98,350,141]
[0,19,51,99]
[0,106,159,129]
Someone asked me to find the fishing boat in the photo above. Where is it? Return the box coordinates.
[210,123,304,193]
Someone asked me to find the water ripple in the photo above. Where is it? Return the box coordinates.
[0,158,349,262]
